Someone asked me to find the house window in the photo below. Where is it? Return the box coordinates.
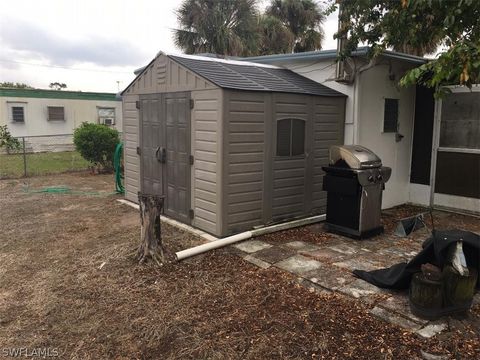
[12,106,25,123]
[7,102,26,123]
[383,98,399,133]
[48,106,65,121]
[98,107,115,126]
[276,118,306,156]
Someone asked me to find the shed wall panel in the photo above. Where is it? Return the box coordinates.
[271,94,309,220]
[191,89,223,235]
[223,91,345,235]
[123,94,140,203]
[224,91,267,234]
[311,97,345,211]
[124,54,216,96]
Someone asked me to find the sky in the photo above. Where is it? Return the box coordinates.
[0,0,339,93]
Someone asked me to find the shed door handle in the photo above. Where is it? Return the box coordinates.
[156,146,166,163]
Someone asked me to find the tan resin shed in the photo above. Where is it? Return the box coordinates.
[121,53,346,237]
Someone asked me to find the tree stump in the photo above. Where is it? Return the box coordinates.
[443,265,478,308]
[137,193,165,265]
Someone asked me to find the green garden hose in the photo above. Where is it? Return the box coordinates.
[114,143,125,194]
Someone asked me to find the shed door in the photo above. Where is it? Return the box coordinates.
[139,92,192,224]
[140,94,164,197]
[164,92,191,223]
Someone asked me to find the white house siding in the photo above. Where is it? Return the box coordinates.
[0,97,122,137]
[357,61,416,209]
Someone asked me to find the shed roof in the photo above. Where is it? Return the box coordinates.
[169,54,345,97]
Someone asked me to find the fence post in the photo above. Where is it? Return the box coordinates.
[22,137,27,177]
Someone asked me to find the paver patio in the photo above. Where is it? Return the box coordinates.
[229,207,480,339]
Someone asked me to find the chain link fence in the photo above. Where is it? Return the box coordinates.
[1,134,90,179]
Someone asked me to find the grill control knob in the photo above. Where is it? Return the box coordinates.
[368,175,374,182]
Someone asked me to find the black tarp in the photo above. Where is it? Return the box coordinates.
[353,229,480,290]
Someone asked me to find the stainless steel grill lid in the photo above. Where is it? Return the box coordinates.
[329,145,382,169]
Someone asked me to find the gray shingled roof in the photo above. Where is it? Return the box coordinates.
[169,55,345,97]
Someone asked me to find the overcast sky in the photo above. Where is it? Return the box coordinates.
[0,0,339,93]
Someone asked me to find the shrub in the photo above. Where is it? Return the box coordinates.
[0,125,21,153]
[73,122,120,171]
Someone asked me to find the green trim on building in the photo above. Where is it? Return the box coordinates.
[0,88,120,101]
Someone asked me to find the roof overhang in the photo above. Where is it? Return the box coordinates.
[242,46,427,65]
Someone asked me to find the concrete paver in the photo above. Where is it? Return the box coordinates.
[369,306,423,331]
[234,240,272,253]
[283,240,321,252]
[275,255,323,276]
[253,246,296,264]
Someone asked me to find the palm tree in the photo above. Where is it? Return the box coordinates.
[257,15,294,55]
[173,0,259,56]
[266,0,325,53]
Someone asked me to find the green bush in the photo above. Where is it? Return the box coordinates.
[73,122,119,171]
[0,125,21,153]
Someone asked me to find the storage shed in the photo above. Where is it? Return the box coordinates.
[122,53,346,237]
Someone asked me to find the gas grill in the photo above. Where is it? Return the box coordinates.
[322,145,392,239]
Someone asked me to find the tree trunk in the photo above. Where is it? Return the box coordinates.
[137,193,165,265]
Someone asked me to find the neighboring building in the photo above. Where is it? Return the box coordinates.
[121,53,346,237]
[244,47,428,210]
[0,88,122,152]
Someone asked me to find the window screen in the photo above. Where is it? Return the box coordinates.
[383,98,399,133]
[439,92,480,149]
[48,106,65,121]
[276,118,305,156]
[12,107,25,122]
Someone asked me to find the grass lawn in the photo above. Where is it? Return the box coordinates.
[0,151,90,178]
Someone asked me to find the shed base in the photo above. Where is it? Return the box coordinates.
[325,223,384,240]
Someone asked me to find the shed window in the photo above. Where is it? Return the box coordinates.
[48,106,65,121]
[12,106,25,123]
[276,118,305,156]
[383,98,399,133]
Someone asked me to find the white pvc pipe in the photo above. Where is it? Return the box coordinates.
[175,214,325,261]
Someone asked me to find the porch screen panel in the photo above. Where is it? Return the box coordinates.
[440,92,480,149]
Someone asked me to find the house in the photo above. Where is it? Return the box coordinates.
[0,88,122,152]
[244,47,479,214]
[121,53,346,237]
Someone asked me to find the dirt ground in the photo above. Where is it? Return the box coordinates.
[0,173,479,359]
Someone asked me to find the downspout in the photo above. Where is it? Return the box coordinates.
[175,214,325,261]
